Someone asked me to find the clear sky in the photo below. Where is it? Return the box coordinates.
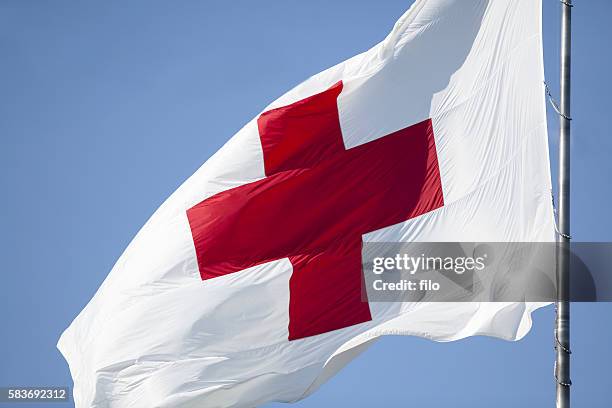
[1,1,611,407]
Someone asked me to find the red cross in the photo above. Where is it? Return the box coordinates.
[187,81,444,340]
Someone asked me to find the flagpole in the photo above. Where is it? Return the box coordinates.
[556,0,572,407]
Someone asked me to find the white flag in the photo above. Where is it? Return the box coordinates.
[59,0,554,406]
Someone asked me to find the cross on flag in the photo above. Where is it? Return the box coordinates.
[187,81,443,340]
[59,1,555,407]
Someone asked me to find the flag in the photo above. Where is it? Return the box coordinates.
[59,0,554,406]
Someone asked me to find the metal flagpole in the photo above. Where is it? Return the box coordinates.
[556,0,572,407]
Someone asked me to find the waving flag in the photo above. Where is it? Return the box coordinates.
[59,0,554,406]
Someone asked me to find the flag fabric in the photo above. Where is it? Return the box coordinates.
[59,0,554,407]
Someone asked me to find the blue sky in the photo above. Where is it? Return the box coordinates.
[1,1,611,407]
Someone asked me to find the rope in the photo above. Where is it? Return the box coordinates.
[554,362,573,387]
[551,191,572,240]
[544,82,572,121]
[555,328,572,354]
[553,287,572,389]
